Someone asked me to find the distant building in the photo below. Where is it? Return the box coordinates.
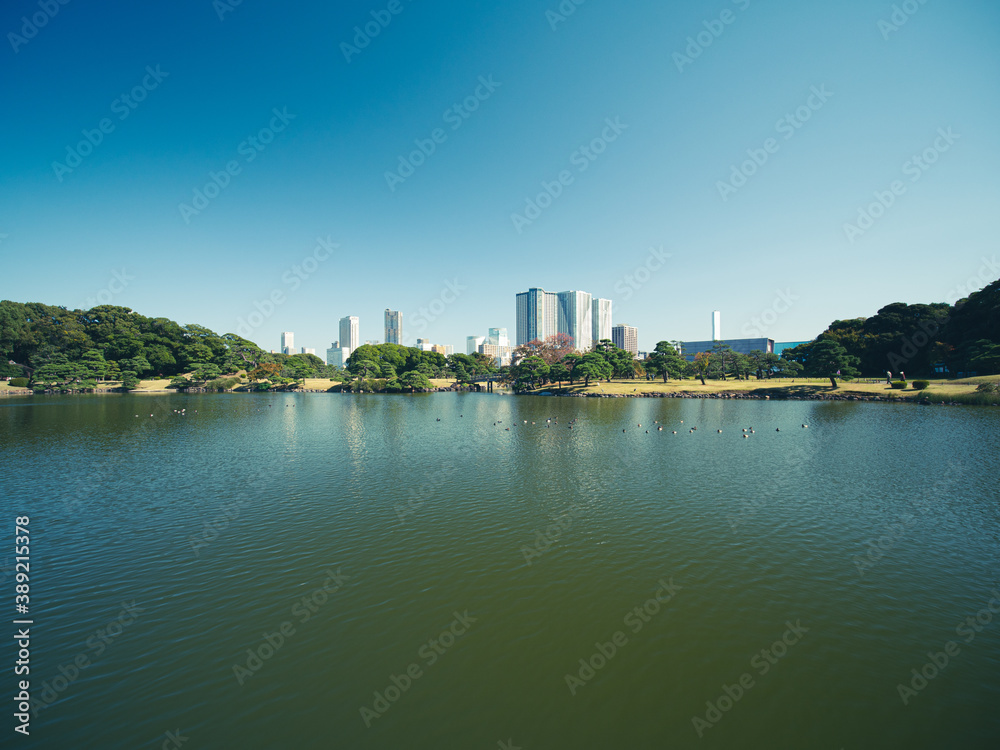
[681,338,775,360]
[712,311,722,341]
[515,288,559,346]
[558,290,593,351]
[364,340,380,346]
[281,332,294,355]
[467,335,486,354]
[339,316,359,355]
[488,327,509,347]
[479,343,513,367]
[326,344,350,367]
[416,338,434,352]
[384,309,402,345]
[774,341,810,357]
[301,347,316,356]
[517,287,612,351]
[613,324,638,356]
[592,298,612,343]
[431,344,452,357]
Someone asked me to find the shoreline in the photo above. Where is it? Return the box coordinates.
[2,387,994,406]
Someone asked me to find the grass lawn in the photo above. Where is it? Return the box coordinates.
[534,377,986,401]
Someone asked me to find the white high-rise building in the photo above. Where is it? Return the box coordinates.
[339,316,359,355]
[281,332,294,355]
[515,288,558,346]
[467,335,486,354]
[613,324,638,356]
[712,311,722,341]
[592,298,612,344]
[488,327,509,347]
[301,347,316,356]
[557,290,593,352]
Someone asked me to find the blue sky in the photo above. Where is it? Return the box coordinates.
[2,0,999,353]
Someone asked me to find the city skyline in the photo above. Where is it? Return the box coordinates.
[3,2,998,354]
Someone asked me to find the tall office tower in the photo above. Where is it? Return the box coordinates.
[613,324,639,356]
[515,288,558,346]
[384,309,402,345]
[488,327,510,347]
[557,290,593,351]
[281,332,294,355]
[592,298,612,344]
[712,311,722,341]
[301,347,316,356]
[467,335,486,354]
[339,316,360,354]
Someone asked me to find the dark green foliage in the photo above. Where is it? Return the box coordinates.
[0,300,274,389]
[204,377,240,391]
[911,380,930,390]
[9,377,29,388]
[890,380,908,389]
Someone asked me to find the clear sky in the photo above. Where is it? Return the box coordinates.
[2,0,999,353]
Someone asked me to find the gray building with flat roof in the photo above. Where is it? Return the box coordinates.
[681,338,774,361]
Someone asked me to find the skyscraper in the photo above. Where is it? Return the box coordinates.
[557,290,593,352]
[384,309,402,345]
[339,316,359,355]
[592,298,612,344]
[467,335,486,354]
[712,311,722,341]
[515,288,558,346]
[613,324,638,356]
[488,327,509,347]
[281,331,294,355]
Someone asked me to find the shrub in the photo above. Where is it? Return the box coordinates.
[976,382,1000,394]
[911,380,930,390]
[890,380,908,389]
[205,377,240,391]
[9,377,29,388]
